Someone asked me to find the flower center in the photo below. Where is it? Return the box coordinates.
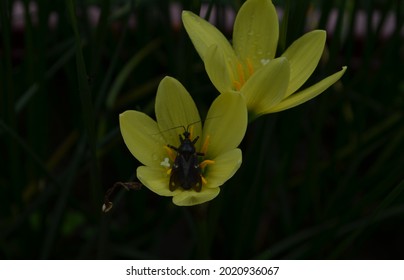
[232,58,254,91]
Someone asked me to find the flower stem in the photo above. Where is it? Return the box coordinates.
[193,203,210,259]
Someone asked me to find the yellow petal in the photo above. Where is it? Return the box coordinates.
[204,45,237,94]
[233,0,279,69]
[137,166,180,197]
[281,30,327,97]
[242,57,290,116]
[202,93,247,158]
[172,187,220,206]
[269,66,347,112]
[119,110,166,167]
[205,149,242,188]
[155,76,202,149]
[182,11,235,61]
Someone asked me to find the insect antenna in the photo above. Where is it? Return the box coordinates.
[151,115,222,136]
[153,119,202,136]
[185,119,204,132]
[157,124,187,135]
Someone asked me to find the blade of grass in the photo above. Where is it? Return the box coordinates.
[374,180,404,221]
[113,76,162,110]
[0,0,20,197]
[203,0,216,21]
[94,1,133,113]
[329,180,404,258]
[0,119,58,185]
[67,0,101,210]
[327,0,347,70]
[233,117,277,258]
[15,39,76,113]
[255,221,335,259]
[278,0,290,53]
[90,0,110,80]
[105,39,162,110]
[287,0,310,45]
[40,137,87,258]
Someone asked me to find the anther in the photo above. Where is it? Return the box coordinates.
[237,62,245,86]
[201,135,210,155]
[201,176,208,185]
[200,159,215,169]
[246,58,254,76]
[189,125,194,140]
[233,80,242,91]
[164,146,176,162]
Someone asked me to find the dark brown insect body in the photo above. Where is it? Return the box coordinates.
[167,129,204,192]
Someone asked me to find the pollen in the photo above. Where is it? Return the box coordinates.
[160,157,171,168]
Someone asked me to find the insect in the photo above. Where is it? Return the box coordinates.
[167,125,204,192]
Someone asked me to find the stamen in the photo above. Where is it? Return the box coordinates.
[200,159,215,169]
[232,60,254,91]
[246,58,254,76]
[164,146,176,162]
[189,125,194,139]
[237,62,245,86]
[201,135,210,154]
[227,61,237,85]
[201,175,208,185]
[233,80,242,91]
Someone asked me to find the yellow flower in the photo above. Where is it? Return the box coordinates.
[119,76,247,206]
[182,0,347,119]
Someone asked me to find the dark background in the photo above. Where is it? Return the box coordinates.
[0,0,403,259]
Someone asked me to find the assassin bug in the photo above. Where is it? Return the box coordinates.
[166,123,204,192]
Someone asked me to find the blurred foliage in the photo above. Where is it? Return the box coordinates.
[0,0,403,259]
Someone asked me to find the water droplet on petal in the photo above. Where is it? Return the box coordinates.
[261,58,270,66]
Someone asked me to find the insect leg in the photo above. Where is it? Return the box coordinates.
[167,144,178,151]
[191,136,199,145]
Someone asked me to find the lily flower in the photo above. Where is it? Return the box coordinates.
[182,0,347,119]
[119,76,247,206]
